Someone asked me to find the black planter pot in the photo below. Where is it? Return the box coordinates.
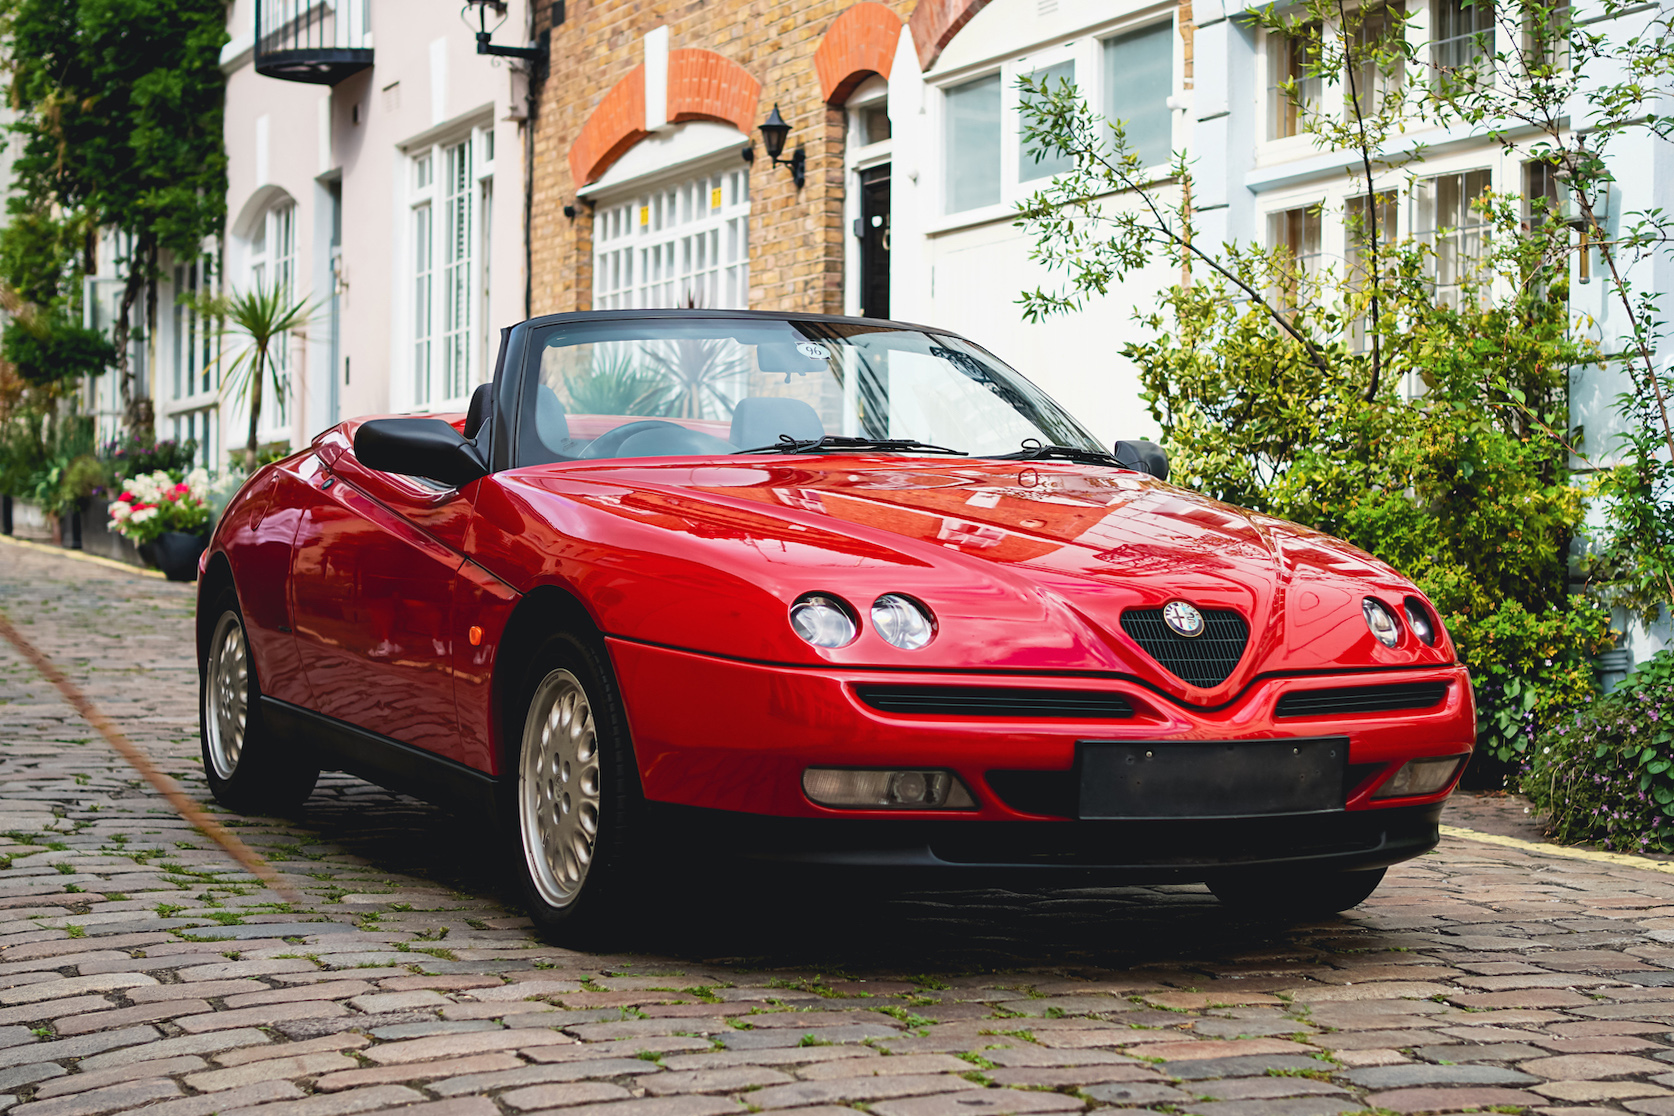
[140,531,208,582]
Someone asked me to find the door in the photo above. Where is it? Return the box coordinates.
[288,456,476,764]
[863,165,890,322]
[859,164,890,319]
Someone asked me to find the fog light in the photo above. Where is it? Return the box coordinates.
[802,768,977,809]
[1373,755,1466,798]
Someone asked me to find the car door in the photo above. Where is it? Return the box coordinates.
[288,440,478,766]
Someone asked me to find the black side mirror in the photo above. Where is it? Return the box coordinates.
[1114,439,1169,481]
[355,418,488,489]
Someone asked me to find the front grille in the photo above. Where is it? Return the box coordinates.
[1275,681,1449,718]
[855,685,1133,719]
[1119,608,1249,688]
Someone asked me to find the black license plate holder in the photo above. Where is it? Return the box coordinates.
[1078,737,1347,819]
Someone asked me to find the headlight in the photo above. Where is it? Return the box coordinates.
[1373,755,1466,798]
[789,594,857,648]
[1363,598,1401,648]
[871,594,935,650]
[1404,597,1438,646]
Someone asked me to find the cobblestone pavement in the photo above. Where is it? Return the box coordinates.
[4,542,1674,1116]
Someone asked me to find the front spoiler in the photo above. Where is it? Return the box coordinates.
[646,800,1445,881]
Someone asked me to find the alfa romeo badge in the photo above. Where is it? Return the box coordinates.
[1163,600,1205,638]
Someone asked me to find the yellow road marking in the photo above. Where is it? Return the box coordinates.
[0,533,166,579]
[1443,823,1674,877]
[0,605,298,903]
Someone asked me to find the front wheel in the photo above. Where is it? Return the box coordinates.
[200,593,319,814]
[505,632,640,942]
[1208,866,1387,917]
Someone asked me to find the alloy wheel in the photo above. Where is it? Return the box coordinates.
[204,611,248,781]
[519,668,602,908]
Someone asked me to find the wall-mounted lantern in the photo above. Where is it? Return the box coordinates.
[460,1,549,62]
[759,104,806,190]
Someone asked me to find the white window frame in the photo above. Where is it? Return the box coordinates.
[591,160,752,311]
[927,12,1178,231]
[844,76,892,318]
[406,121,494,413]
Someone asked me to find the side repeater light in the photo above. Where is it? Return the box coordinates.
[803,768,977,809]
[1373,755,1466,799]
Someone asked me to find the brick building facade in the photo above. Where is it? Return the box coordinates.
[526,0,929,320]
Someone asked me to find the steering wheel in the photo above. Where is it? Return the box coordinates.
[578,420,689,459]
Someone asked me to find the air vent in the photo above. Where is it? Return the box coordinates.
[1275,681,1450,718]
[854,685,1133,719]
[1119,608,1249,688]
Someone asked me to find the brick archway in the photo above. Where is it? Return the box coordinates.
[814,3,903,104]
[907,0,995,70]
[568,51,762,187]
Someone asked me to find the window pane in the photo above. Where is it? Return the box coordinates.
[945,73,1001,212]
[1020,60,1076,182]
[1104,24,1173,167]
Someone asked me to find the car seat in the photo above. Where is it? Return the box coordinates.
[730,397,824,450]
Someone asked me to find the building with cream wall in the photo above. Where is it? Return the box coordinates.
[104,0,534,467]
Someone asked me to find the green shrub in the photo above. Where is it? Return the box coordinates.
[102,435,197,484]
[1524,650,1674,853]
[1,317,114,386]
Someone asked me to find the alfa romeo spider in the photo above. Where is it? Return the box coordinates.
[197,309,1474,935]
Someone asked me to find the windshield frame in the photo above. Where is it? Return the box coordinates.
[503,309,1104,468]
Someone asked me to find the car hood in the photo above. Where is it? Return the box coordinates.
[482,457,1454,705]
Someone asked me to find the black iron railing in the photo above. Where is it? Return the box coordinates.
[255,0,373,85]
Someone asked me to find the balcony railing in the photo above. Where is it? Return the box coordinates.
[255,0,373,85]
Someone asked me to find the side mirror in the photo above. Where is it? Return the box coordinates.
[355,418,488,489]
[1114,439,1169,481]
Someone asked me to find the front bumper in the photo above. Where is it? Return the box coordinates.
[608,637,1474,832]
[644,800,1444,879]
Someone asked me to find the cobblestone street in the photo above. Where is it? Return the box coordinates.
[4,541,1674,1116]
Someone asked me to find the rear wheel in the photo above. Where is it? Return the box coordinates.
[505,631,640,942]
[200,592,319,814]
[1208,866,1386,916]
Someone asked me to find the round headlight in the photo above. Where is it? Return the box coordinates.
[1363,598,1401,648]
[790,594,857,648]
[871,594,935,650]
[1403,597,1438,646]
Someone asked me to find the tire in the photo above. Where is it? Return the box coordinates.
[1208,866,1387,916]
[504,630,641,942]
[200,591,319,814]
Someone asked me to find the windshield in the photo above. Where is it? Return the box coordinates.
[516,317,1104,463]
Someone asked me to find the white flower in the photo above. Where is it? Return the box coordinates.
[110,502,131,522]
[130,507,159,524]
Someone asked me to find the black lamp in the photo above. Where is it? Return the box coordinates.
[461,1,549,62]
[758,104,805,189]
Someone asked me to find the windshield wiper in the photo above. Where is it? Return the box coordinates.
[989,439,1120,466]
[736,435,968,456]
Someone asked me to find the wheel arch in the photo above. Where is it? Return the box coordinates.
[197,551,236,671]
[493,582,639,782]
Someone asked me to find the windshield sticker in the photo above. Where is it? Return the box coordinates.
[796,342,831,361]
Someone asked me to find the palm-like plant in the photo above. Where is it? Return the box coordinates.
[201,282,317,473]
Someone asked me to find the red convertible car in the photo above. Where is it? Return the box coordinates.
[198,310,1474,935]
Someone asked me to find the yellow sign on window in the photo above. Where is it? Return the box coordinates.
[710,187,723,210]
[639,205,650,227]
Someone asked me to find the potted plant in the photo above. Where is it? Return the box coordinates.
[107,468,214,581]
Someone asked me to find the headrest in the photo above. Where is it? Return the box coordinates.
[729,397,824,450]
[535,385,571,449]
